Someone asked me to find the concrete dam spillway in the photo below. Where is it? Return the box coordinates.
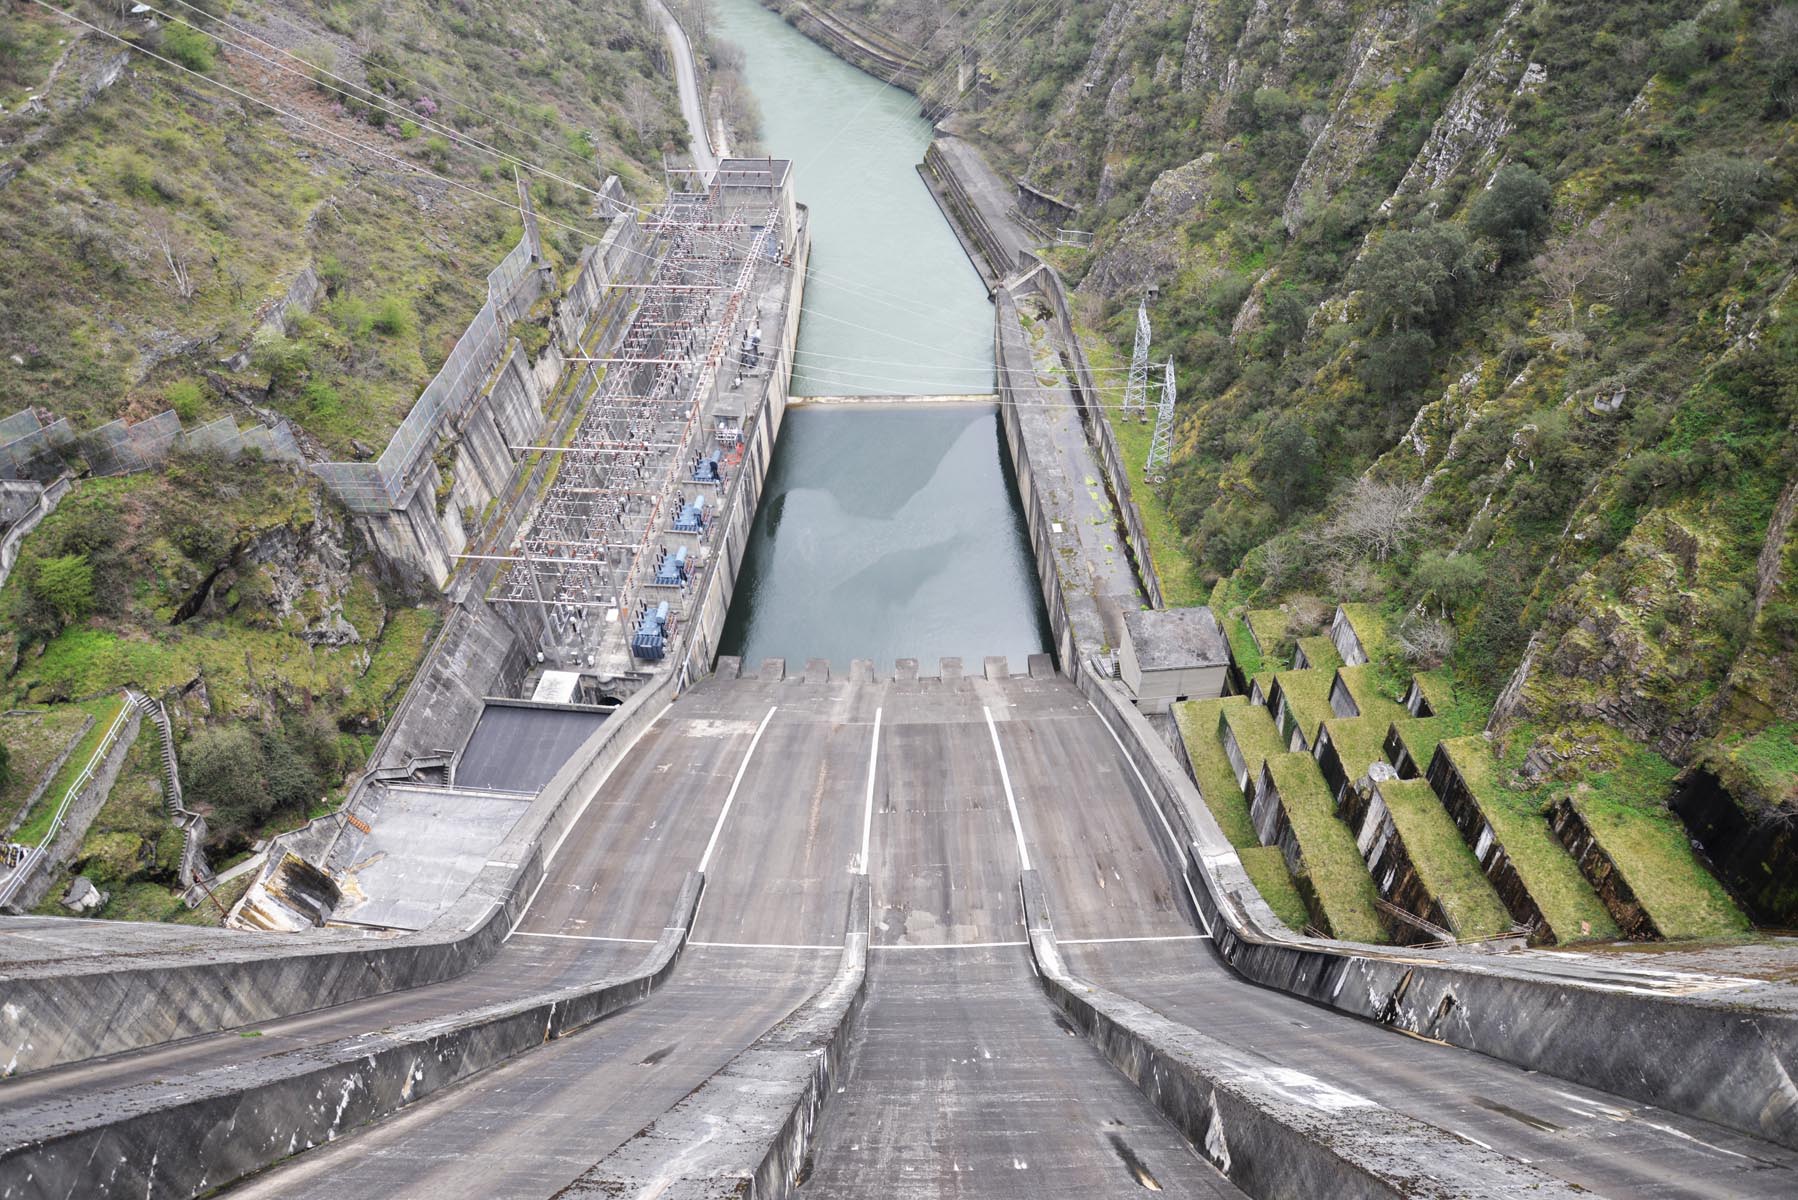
[7,2,1798,1199]
[710,0,1051,671]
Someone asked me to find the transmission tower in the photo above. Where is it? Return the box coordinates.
[1123,298,1151,421]
[1145,358,1176,484]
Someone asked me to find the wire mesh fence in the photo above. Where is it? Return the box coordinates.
[0,406,301,482]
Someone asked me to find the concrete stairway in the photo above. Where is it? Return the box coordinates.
[127,690,211,900]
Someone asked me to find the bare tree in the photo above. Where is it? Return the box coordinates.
[147,216,197,300]
[1532,226,1602,333]
[1324,477,1426,562]
[1397,614,1455,668]
[620,78,662,144]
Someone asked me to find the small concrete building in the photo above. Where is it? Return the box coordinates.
[1118,606,1232,713]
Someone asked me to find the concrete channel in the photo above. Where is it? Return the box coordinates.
[5,1,1798,1197]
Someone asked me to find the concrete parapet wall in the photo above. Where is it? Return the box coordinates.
[1018,871,1580,1199]
[0,876,704,1199]
[1075,667,1798,1150]
[1,658,683,1078]
[559,876,870,1199]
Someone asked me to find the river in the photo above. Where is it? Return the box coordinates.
[710,0,1051,671]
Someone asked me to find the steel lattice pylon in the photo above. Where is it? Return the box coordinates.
[1145,358,1176,484]
[1123,298,1151,421]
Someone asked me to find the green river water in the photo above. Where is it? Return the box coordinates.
[711,0,1052,671]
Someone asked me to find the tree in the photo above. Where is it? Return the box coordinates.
[1257,413,1320,518]
[1468,165,1551,266]
[30,553,95,624]
[182,726,269,841]
[1532,227,1602,333]
[1323,477,1426,561]
[158,23,216,74]
[1351,223,1478,335]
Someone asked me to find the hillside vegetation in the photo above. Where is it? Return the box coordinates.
[800,0,1798,925]
[0,0,683,918]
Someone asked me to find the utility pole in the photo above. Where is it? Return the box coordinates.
[1124,297,1151,421]
[1146,358,1176,484]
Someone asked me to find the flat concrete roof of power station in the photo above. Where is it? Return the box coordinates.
[453,703,609,794]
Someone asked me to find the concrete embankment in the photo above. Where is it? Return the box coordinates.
[0,875,703,1199]
[558,876,870,1199]
[757,0,926,92]
[0,663,682,1078]
[1019,870,1582,1199]
[1079,669,1798,1151]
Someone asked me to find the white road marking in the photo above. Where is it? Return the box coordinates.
[1088,697,1216,937]
[697,705,778,873]
[512,931,658,944]
[507,701,676,941]
[870,940,1031,951]
[858,706,882,875]
[1058,934,1211,945]
[983,705,1032,871]
[689,940,841,951]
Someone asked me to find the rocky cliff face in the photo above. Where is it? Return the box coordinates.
[813,0,1798,864]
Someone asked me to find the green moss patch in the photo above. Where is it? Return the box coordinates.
[1239,844,1312,930]
[1263,752,1387,943]
[1378,778,1514,939]
[1224,615,1265,678]
[1246,609,1293,665]
[1222,702,1287,789]
[1562,733,1748,940]
[1337,664,1408,724]
[1320,716,1391,785]
[12,694,127,847]
[1442,736,1618,942]
[1295,634,1342,673]
[1272,668,1334,748]
[1174,697,1257,848]
[0,706,92,832]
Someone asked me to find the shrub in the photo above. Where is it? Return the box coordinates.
[160,24,217,74]
[30,554,95,623]
[1468,164,1551,266]
[371,296,413,338]
[251,330,310,393]
[423,135,452,169]
[165,379,205,422]
[301,378,343,421]
[181,726,268,840]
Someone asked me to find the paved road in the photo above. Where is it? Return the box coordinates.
[650,0,719,178]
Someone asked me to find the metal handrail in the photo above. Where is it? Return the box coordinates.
[0,693,131,907]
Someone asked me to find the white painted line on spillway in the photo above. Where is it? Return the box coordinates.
[688,940,843,951]
[512,931,659,944]
[1058,934,1212,945]
[1086,698,1215,939]
[507,701,675,942]
[858,706,882,875]
[697,705,779,874]
[983,705,1032,872]
[869,940,1031,951]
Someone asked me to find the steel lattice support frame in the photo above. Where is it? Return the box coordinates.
[1145,358,1176,484]
[1124,299,1151,420]
[492,178,785,671]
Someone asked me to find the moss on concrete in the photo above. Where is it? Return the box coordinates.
[1337,664,1407,724]
[1239,844,1311,931]
[1442,736,1618,942]
[1263,752,1387,944]
[1320,716,1390,786]
[1295,634,1341,673]
[1272,667,1333,748]
[1378,778,1514,940]
[1174,697,1257,847]
[1221,702,1286,788]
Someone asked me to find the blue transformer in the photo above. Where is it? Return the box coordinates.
[654,544,689,587]
[673,494,708,533]
[631,601,670,660]
[693,450,722,483]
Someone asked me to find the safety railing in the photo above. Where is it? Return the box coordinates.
[0,693,131,908]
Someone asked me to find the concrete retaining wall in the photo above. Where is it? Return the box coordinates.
[762,1,927,92]
[0,661,683,1078]
[1019,871,1580,1199]
[560,876,870,1199]
[1425,743,1554,942]
[1549,795,1659,940]
[0,875,704,1199]
[1075,667,1798,1150]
